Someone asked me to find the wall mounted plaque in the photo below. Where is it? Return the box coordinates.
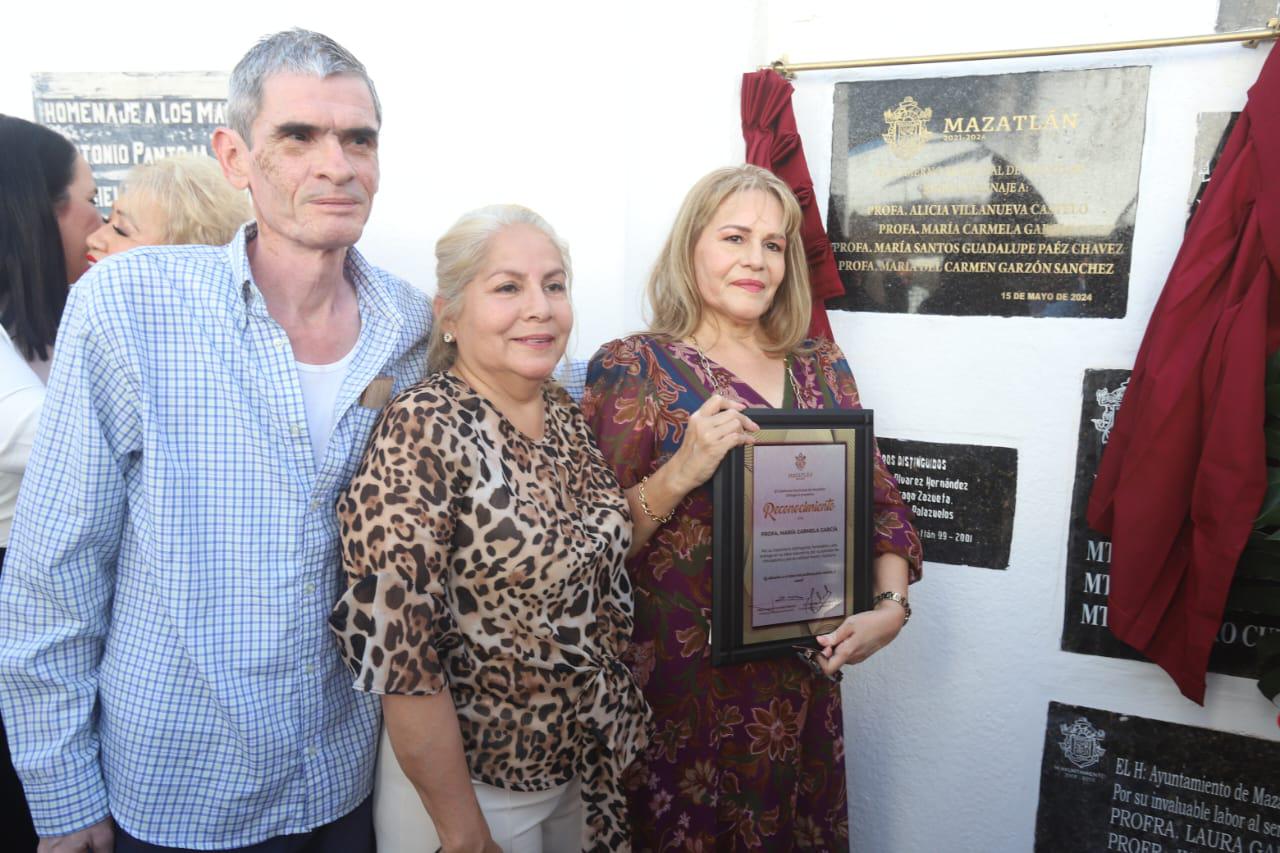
[827,66,1150,318]
[1187,111,1240,225]
[1060,369,1280,675]
[33,72,228,216]
[1035,701,1280,852]
[878,437,1017,570]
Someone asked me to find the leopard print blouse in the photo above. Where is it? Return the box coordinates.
[329,372,650,851]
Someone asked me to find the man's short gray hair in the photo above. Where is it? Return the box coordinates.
[227,29,381,145]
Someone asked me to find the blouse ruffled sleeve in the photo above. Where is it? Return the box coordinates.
[816,340,924,583]
[582,337,665,489]
[329,391,459,695]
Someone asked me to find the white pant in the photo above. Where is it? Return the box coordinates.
[372,725,582,853]
[472,775,581,853]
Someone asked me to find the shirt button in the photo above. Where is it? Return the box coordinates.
[290,423,303,436]
[275,337,289,349]
[309,498,321,510]
[305,662,316,674]
[304,582,317,595]
[306,746,317,758]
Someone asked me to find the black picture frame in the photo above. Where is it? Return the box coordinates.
[711,408,874,666]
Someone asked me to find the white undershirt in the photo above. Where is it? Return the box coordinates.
[295,345,358,466]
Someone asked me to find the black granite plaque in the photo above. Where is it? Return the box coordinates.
[1060,369,1144,662]
[1035,701,1280,853]
[1216,0,1276,33]
[827,67,1149,318]
[1060,370,1280,676]
[878,437,1016,569]
[1187,112,1240,226]
[33,72,228,216]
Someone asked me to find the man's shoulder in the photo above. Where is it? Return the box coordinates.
[93,243,228,277]
[67,245,231,326]
[376,271,432,319]
[78,245,229,300]
[348,251,432,330]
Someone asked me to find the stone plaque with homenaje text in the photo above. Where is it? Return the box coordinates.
[827,66,1149,317]
[33,72,228,217]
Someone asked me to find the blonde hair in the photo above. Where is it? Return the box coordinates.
[645,164,812,356]
[428,204,572,374]
[120,155,251,245]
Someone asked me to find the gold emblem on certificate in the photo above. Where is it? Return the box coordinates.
[711,410,873,665]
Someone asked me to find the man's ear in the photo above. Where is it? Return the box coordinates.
[212,127,252,191]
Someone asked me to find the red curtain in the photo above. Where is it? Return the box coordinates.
[741,69,843,341]
[1087,45,1280,703]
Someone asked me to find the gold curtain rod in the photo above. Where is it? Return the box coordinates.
[766,18,1280,78]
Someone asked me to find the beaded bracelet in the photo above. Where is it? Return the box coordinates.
[638,475,674,524]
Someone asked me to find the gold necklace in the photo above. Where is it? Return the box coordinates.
[688,335,805,408]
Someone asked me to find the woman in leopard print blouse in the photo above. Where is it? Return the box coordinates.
[330,205,650,852]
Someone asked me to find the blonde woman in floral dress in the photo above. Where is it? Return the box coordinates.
[583,165,922,851]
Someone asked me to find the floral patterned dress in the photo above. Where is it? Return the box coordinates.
[583,335,922,852]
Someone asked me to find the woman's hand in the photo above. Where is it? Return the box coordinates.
[813,607,905,676]
[666,394,759,494]
[812,553,912,677]
[625,394,758,556]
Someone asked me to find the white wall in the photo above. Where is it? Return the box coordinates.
[764,2,1279,851]
[4,1,1276,850]
[5,0,766,357]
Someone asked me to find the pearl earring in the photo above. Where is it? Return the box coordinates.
[443,332,455,343]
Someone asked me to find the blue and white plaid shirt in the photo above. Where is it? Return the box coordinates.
[554,356,589,403]
[0,224,430,845]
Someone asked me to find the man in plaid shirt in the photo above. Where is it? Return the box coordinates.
[0,30,429,852]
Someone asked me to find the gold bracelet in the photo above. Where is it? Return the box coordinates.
[872,591,911,626]
[637,475,675,525]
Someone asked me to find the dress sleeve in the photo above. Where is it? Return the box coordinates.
[817,340,924,582]
[582,337,664,489]
[329,390,459,695]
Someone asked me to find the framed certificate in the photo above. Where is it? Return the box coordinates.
[710,409,874,666]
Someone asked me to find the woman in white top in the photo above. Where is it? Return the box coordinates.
[0,115,101,554]
[0,113,103,849]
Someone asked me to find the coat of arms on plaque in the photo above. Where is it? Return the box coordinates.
[1091,380,1129,445]
[1058,717,1107,769]
[882,96,933,159]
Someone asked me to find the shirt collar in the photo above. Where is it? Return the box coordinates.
[227,222,261,329]
[224,221,404,336]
